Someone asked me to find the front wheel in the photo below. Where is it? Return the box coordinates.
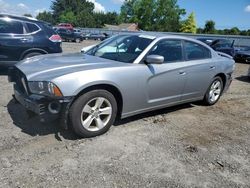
[203,76,223,105]
[75,38,81,43]
[69,90,117,138]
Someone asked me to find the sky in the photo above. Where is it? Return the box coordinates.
[0,0,250,30]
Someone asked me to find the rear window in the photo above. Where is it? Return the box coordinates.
[184,41,211,60]
[26,23,40,33]
[42,22,57,36]
[0,19,24,34]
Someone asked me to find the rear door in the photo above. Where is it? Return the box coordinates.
[181,40,215,101]
[0,18,31,64]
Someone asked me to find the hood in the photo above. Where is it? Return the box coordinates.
[16,53,127,81]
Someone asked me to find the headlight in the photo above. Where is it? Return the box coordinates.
[28,81,63,97]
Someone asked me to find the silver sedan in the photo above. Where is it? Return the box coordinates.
[10,34,235,137]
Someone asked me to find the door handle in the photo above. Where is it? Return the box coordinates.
[210,66,215,70]
[179,71,186,75]
[20,38,29,42]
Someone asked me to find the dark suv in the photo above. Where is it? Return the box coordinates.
[56,28,83,43]
[197,38,235,57]
[0,14,62,67]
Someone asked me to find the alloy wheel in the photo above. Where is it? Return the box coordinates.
[80,97,112,132]
[209,80,222,103]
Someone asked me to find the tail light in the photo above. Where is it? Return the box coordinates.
[49,34,62,42]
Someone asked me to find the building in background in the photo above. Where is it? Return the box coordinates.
[105,23,139,31]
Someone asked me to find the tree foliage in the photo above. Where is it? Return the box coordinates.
[120,0,136,23]
[36,11,56,25]
[34,0,249,36]
[23,14,33,18]
[36,0,119,28]
[180,12,196,33]
[203,20,216,34]
[121,0,186,31]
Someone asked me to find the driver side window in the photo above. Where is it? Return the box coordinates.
[149,39,183,63]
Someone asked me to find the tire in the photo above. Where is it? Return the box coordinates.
[75,38,81,43]
[69,90,117,138]
[203,76,223,105]
[23,52,43,60]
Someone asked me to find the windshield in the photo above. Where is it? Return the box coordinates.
[212,39,234,48]
[86,35,154,63]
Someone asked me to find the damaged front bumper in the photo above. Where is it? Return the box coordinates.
[9,67,74,129]
[13,85,73,128]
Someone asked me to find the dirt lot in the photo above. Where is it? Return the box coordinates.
[0,41,250,188]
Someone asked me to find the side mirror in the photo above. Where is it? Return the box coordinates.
[146,55,164,64]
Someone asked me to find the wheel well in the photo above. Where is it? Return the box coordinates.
[21,49,48,60]
[74,84,123,119]
[215,73,226,89]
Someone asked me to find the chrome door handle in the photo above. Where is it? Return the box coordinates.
[210,66,215,70]
[179,71,186,75]
[20,38,29,42]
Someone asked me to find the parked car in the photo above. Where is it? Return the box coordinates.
[9,34,235,137]
[73,28,83,35]
[56,28,83,43]
[0,14,62,67]
[83,33,109,41]
[234,46,250,63]
[57,23,73,30]
[197,38,235,57]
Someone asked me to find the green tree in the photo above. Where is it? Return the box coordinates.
[23,14,32,17]
[204,20,216,34]
[59,11,76,25]
[36,11,55,25]
[120,0,136,23]
[124,0,185,31]
[51,0,95,25]
[94,12,120,28]
[229,27,240,35]
[153,0,186,31]
[196,27,203,34]
[180,12,196,33]
[132,0,155,30]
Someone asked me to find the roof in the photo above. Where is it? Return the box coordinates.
[0,13,38,22]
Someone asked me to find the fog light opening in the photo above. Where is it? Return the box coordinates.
[48,102,61,114]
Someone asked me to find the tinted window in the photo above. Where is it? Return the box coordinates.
[212,39,233,48]
[26,23,40,33]
[0,19,24,34]
[149,40,183,63]
[43,23,56,36]
[184,41,211,60]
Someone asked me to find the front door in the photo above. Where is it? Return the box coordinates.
[144,39,187,106]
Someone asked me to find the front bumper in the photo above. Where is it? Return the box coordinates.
[14,85,73,124]
[223,73,233,93]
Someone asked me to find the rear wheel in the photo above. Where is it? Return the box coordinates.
[203,76,223,105]
[75,38,81,43]
[69,90,117,138]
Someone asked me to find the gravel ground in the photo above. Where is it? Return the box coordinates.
[0,41,250,188]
